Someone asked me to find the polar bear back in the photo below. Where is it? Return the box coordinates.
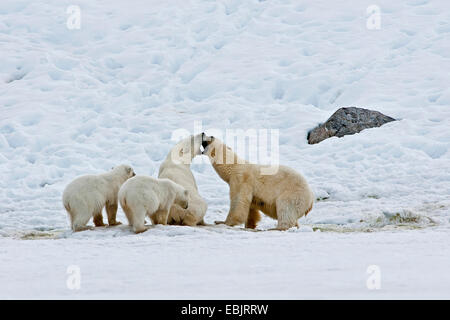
[159,164,198,193]
[118,176,181,213]
[63,175,110,210]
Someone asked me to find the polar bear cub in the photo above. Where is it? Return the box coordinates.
[63,164,135,232]
[118,176,189,234]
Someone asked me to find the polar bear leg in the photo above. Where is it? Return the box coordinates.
[167,205,185,225]
[150,209,169,225]
[245,208,261,229]
[67,202,93,232]
[275,197,300,231]
[71,212,93,232]
[131,207,148,234]
[121,200,147,233]
[223,182,253,226]
[167,215,178,225]
[93,209,106,227]
[106,202,121,226]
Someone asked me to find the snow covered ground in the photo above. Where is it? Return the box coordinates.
[1,0,449,299]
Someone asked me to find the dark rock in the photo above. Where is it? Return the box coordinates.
[307,107,396,144]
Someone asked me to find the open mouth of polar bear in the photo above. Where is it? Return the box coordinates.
[201,137,208,149]
[201,141,212,154]
[201,134,208,154]
[201,133,214,154]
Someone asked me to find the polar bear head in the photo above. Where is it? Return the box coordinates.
[170,133,204,164]
[201,133,237,165]
[111,164,136,179]
[200,132,214,154]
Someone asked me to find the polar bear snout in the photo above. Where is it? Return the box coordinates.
[126,166,136,178]
[201,133,214,154]
[201,133,208,149]
[114,164,135,179]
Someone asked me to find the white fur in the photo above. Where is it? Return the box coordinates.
[62,164,135,231]
[202,136,314,230]
[118,176,189,233]
[158,134,207,226]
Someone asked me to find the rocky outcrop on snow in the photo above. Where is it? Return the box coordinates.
[307,107,396,144]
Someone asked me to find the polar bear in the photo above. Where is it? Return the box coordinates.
[118,176,189,234]
[158,134,207,226]
[62,164,135,232]
[201,133,314,230]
